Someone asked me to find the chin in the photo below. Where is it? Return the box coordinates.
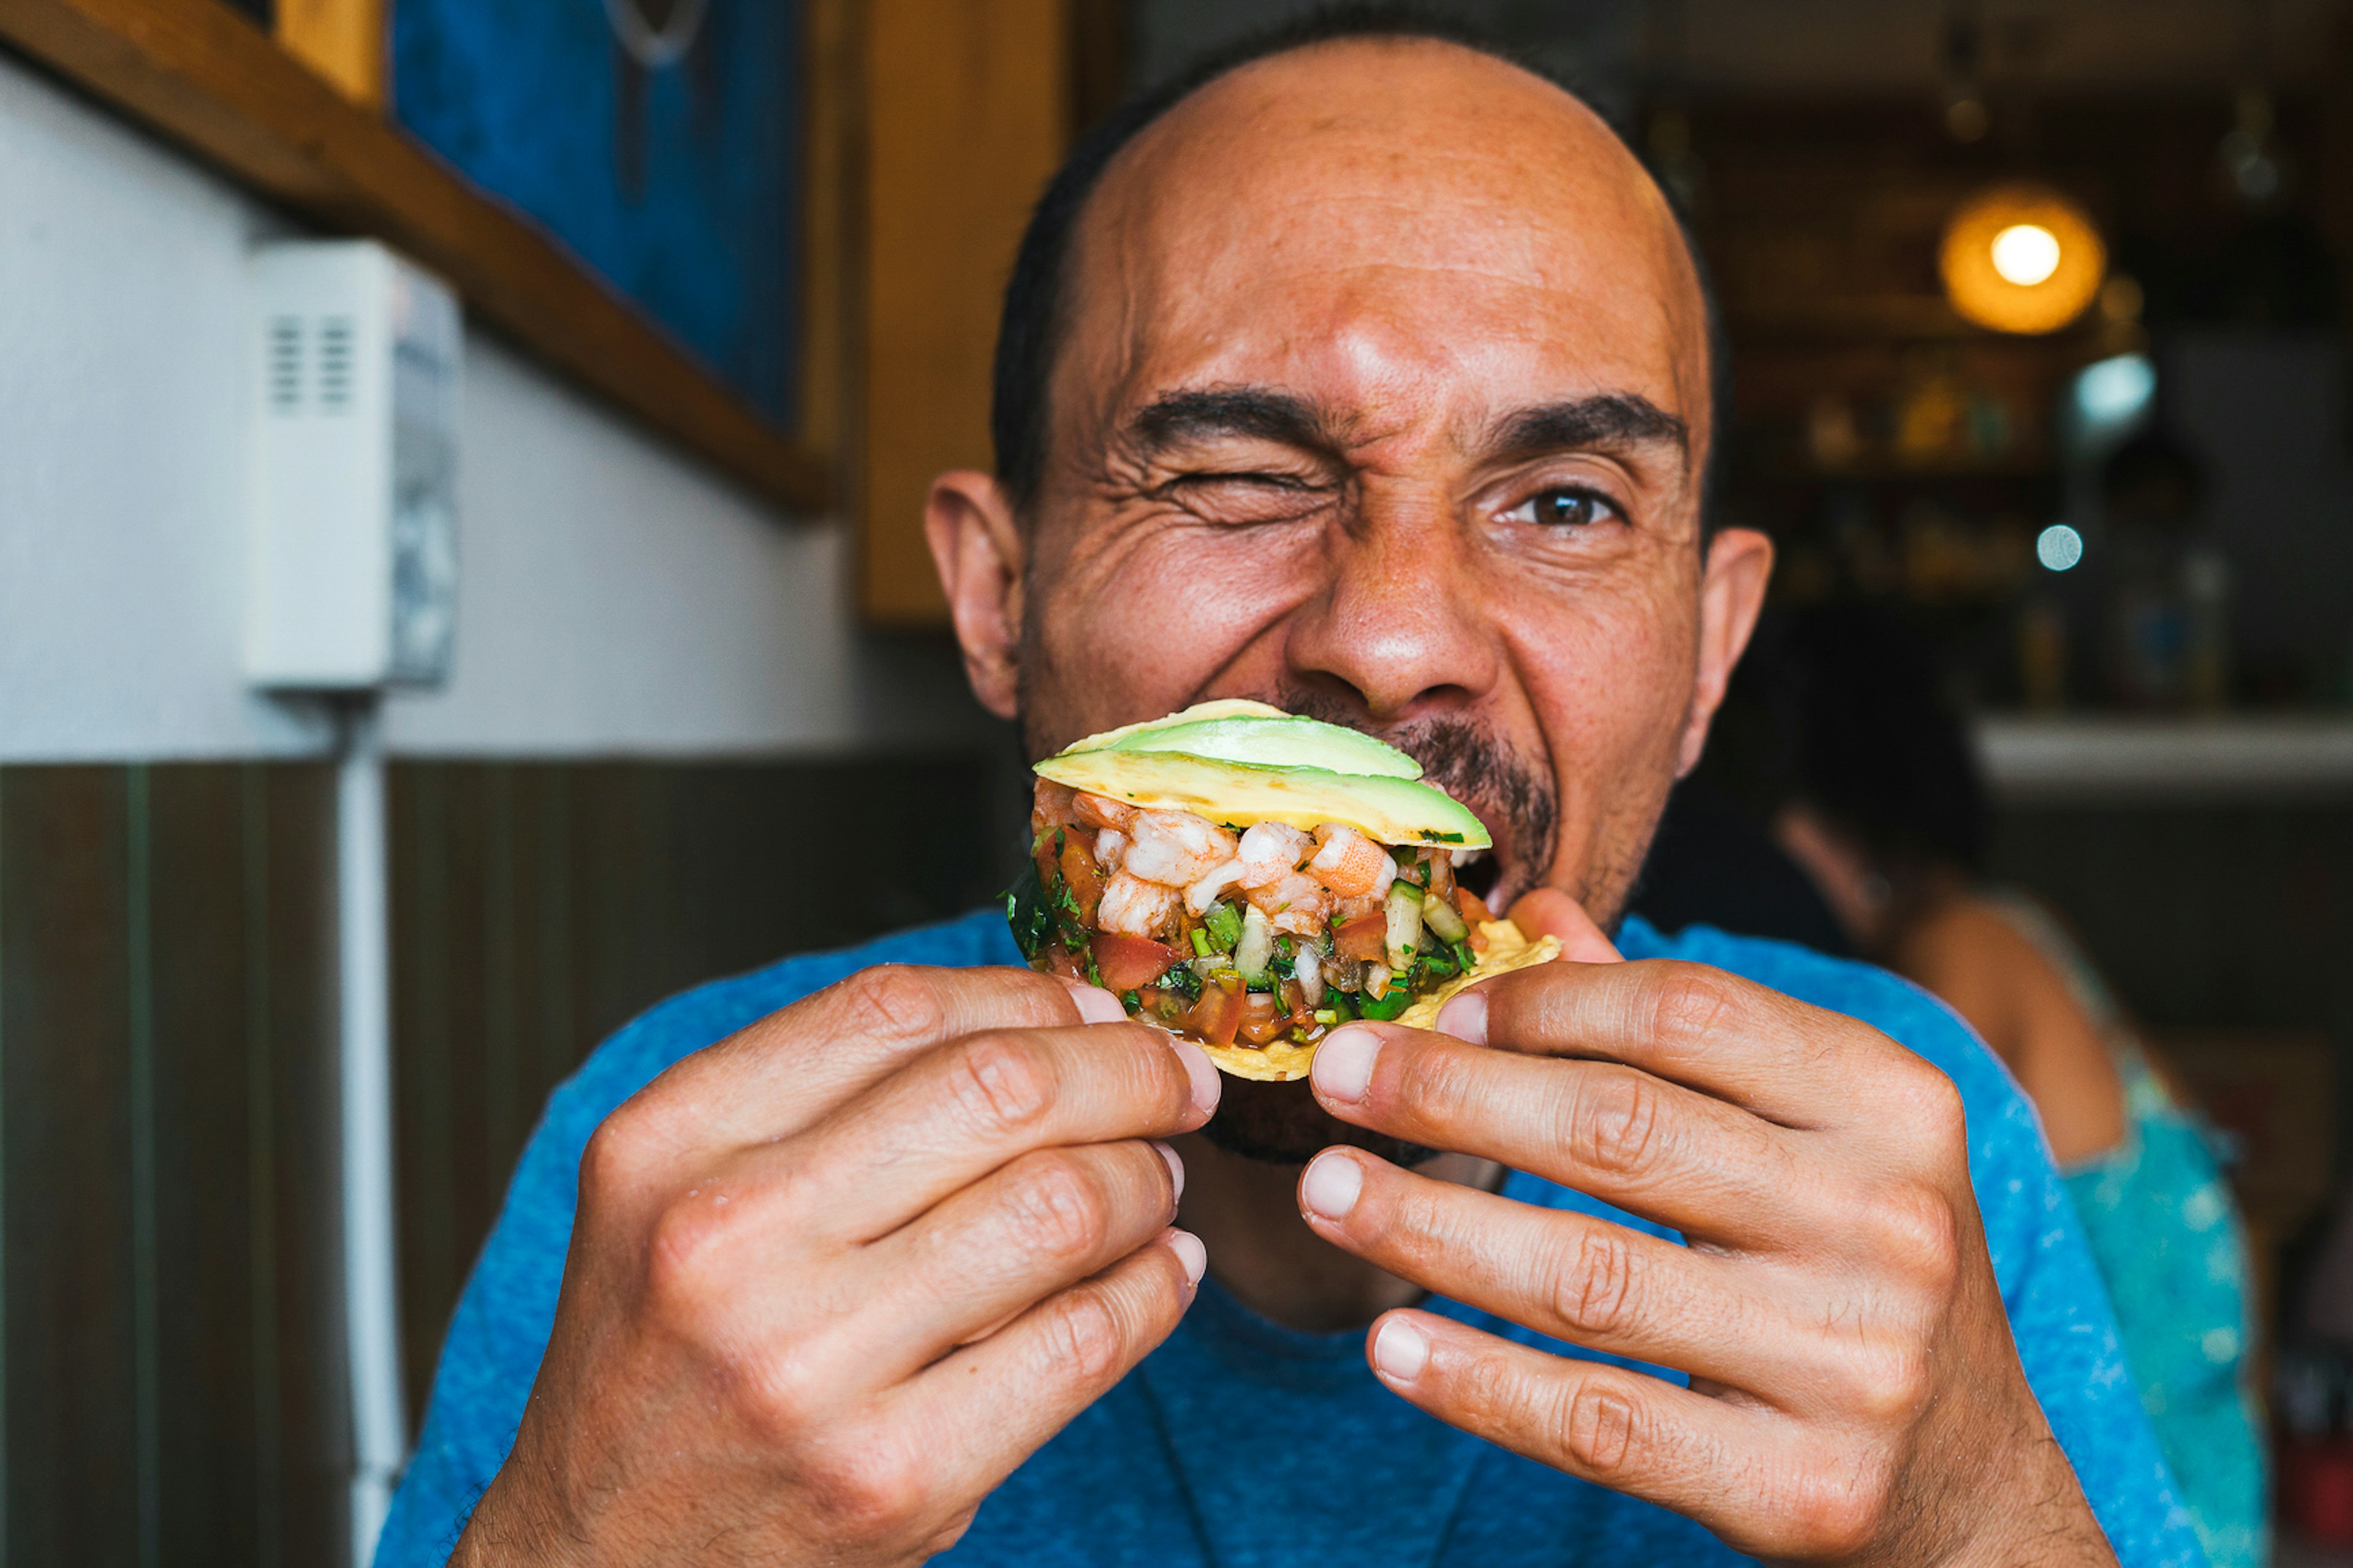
[1199,1075,1442,1168]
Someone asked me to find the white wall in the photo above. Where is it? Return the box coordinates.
[0,50,989,763]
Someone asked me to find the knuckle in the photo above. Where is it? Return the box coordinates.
[1643,965,1735,1055]
[642,1195,737,1324]
[1787,1456,1895,1557]
[1868,1181,1961,1290]
[946,1032,1055,1137]
[798,1431,930,1536]
[841,964,952,1045]
[1553,1381,1643,1478]
[1004,1151,1112,1262]
[1042,1282,1131,1384]
[1571,1070,1669,1180]
[1548,1229,1640,1339]
[578,1106,646,1199]
[735,1339,833,1442]
[1394,1040,1474,1127]
[1850,1341,1934,1425]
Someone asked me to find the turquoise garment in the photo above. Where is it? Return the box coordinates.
[1990,894,2268,1568]
[377,909,2210,1568]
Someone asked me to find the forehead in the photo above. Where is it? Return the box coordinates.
[1063,40,1707,444]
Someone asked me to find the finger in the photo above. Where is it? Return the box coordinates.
[790,1020,1217,1239]
[1436,956,1902,1129]
[641,964,1122,1148]
[1298,1149,1822,1396]
[887,1229,1205,1506]
[1363,1309,1803,1551]
[849,1138,1184,1376]
[1505,888,1623,964]
[1308,1023,1807,1242]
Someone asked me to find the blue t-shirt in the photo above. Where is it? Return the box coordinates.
[377,912,2207,1568]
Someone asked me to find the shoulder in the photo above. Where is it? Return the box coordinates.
[1618,915,2007,1104]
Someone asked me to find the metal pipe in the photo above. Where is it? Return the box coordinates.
[336,699,407,1565]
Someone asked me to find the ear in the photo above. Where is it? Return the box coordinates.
[923,469,1028,721]
[1673,526,1774,778]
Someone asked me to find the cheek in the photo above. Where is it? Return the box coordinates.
[1489,558,1700,832]
[1031,521,1324,729]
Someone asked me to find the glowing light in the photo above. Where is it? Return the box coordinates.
[1990,224,2061,286]
[1941,184,2106,335]
[2073,354,2156,430]
[2036,524,2084,572]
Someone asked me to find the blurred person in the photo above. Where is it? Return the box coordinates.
[382,17,2202,1568]
[1752,605,2265,1568]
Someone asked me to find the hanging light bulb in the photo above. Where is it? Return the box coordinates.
[1940,183,2105,335]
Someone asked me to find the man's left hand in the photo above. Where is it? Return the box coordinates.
[1294,898,2116,1567]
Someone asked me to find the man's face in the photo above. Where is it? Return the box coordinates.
[929,40,1771,1161]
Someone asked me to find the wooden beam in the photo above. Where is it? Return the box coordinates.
[274,0,382,110]
[857,0,1070,626]
[0,0,832,516]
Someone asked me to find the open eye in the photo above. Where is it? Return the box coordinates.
[1507,487,1624,529]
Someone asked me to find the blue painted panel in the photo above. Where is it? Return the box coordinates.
[393,0,800,423]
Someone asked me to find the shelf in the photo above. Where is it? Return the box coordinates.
[1976,716,2353,800]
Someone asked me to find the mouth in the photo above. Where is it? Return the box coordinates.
[1452,844,1506,906]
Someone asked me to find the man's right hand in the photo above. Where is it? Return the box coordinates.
[452,964,1218,1567]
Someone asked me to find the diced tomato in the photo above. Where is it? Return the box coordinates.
[1059,837,1105,923]
[1334,912,1387,961]
[1455,885,1494,928]
[1044,942,1088,983]
[1091,931,1183,992]
[1184,983,1245,1047]
[1238,992,1287,1046]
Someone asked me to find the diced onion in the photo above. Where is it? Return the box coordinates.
[1235,903,1277,985]
[1383,883,1423,970]
[1295,948,1326,1008]
[1365,962,1393,1000]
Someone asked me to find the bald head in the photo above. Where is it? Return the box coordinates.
[991,23,1718,521]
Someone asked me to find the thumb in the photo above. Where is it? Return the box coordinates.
[1506,888,1623,964]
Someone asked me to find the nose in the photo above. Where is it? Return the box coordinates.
[1280,484,1500,722]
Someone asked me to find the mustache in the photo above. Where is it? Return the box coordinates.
[1271,687,1556,883]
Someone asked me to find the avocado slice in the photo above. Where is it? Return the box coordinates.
[1097,713,1422,779]
[1058,699,1290,757]
[1035,749,1490,849]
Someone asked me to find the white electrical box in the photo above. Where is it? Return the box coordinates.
[246,241,461,689]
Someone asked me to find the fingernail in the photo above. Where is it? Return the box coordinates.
[1070,985,1127,1025]
[1435,990,1487,1045]
[1311,1025,1379,1105]
[1167,1228,1207,1287]
[1371,1315,1429,1382]
[1298,1150,1363,1221]
[1173,1040,1221,1118]
[1153,1140,1185,1203]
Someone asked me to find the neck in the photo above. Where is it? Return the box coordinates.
[1170,1131,1501,1332]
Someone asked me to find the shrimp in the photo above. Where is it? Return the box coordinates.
[1185,857,1245,916]
[1074,792,1137,831]
[1244,871,1333,937]
[1093,827,1129,869]
[1235,822,1315,888]
[1307,824,1394,898]
[1121,809,1238,888]
[1096,871,1179,938]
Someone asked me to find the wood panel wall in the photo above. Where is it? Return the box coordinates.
[0,763,349,1568]
[388,752,1004,1429]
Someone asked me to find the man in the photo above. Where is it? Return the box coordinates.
[385,17,2202,1568]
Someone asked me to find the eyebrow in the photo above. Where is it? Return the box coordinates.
[1490,395,1689,463]
[1125,387,1327,458]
